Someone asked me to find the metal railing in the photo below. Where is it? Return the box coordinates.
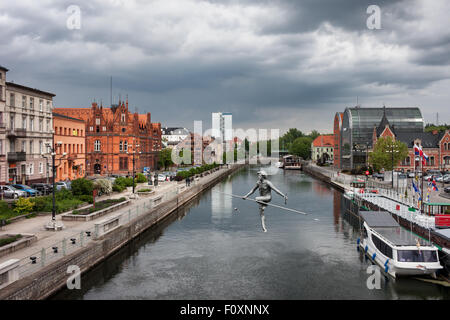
[13,167,227,279]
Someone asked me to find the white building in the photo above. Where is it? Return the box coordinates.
[0,66,55,185]
[212,112,232,143]
[161,127,190,148]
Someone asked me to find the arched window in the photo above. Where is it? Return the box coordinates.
[119,141,123,152]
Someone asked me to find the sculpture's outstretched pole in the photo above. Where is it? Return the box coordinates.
[217,191,309,216]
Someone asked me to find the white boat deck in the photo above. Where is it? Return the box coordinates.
[350,188,436,230]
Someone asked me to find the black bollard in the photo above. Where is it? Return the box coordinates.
[52,246,58,253]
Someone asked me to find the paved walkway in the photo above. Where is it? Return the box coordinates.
[0,167,230,269]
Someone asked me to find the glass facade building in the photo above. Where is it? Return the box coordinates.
[340,107,424,169]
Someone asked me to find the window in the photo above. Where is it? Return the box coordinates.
[22,95,26,108]
[39,119,43,132]
[430,157,435,166]
[94,140,101,151]
[121,113,126,122]
[119,141,123,152]
[0,140,2,155]
[21,141,26,152]
[119,157,128,170]
[47,101,50,112]
[30,117,34,131]
[103,126,106,131]
[96,118,100,125]
[397,250,438,262]
[371,234,393,259]
[29,141,33,154]
[30,97,34,109]
[124,141,128,151]
[39,99,43,111]
[39,141,43,154]
[46,120,50,132]
[89,126,93,132]
[29,163,34,175]
[22,116,27,129]
[39,162,43,174]
[9,93,15,107]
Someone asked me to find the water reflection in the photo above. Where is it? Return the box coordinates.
[52,167,450,300]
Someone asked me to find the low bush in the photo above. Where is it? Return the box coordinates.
[77,195,94,204]
[136,173,147,183]
[0,201,16,221]
[137,188,152,193]
[113,177,136,192]
[13,198,35,215]
[0,234,22,247]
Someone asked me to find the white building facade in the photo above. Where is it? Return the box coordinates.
[161,127,190,148]
[0,66,55,185]
[211,112,233,152]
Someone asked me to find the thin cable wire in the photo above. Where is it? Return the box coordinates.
[216,191,310,215]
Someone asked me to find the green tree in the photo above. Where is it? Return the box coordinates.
[309,130,321,140]
[158,148,174,170]
[369,136,408,172]
[289,136,313,159]
[71,178,94,196]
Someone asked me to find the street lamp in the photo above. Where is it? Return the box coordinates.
[126,142,141,194]
[44,142,66,231]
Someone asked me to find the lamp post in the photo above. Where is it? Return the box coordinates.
[126,142,141,194]
[44,142,66,231]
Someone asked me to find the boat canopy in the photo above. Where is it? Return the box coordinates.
[361,211,430,246]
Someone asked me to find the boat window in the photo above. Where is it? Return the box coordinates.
[397,250,438,263]
[371,234,393,259]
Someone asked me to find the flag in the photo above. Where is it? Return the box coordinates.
[414,144,421,156]
[432,180,439,192]
[412,181,419,193]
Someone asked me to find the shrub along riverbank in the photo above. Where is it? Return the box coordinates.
[176,163,219,180]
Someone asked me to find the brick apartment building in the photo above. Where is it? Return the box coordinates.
[54,101,161,176]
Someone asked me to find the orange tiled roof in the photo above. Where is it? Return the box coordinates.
[313,135,334,147]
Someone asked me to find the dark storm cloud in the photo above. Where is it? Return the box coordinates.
[1,0,449,133]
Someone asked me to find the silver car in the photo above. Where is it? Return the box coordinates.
[0,185,27,199]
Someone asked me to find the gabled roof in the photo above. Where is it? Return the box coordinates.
[312,135,334,147]
[376,107,396,137]
[395,131,444,148]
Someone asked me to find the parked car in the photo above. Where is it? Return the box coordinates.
[31,183,53,195]
[11,184,39,197]
[372,172,384,180]
[158,174,166,182]
[444,186,450,194]
[55,181,70,191]
[0,185,27,199]
[398,173,408,179]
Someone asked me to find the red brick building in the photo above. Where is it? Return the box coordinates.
[333,112,343,168]
[54,101,161,176]
[372,111,450,173]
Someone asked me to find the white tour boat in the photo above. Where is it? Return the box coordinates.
[358,211,443,278]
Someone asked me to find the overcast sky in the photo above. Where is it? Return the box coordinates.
[1,0,449,134]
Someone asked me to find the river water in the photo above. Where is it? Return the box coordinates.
[53,166,450,300]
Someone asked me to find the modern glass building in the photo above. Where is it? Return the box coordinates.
[340,107,424,170]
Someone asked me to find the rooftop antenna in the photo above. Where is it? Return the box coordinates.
[110,76,112,107]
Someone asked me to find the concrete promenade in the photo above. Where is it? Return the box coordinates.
[0,164,244,297]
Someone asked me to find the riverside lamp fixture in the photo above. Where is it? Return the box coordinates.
[43,142,66,231]
[126,143,141,194]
